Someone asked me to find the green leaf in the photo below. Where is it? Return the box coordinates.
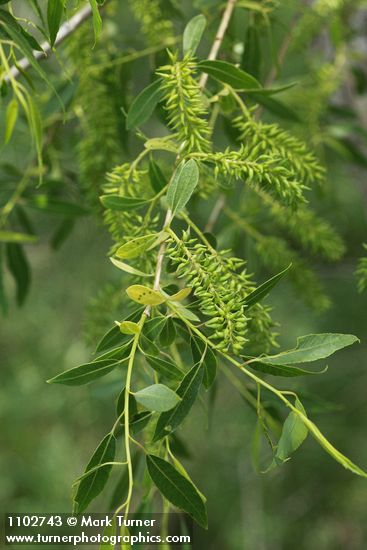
[169,287,192,302]
[0,231,37,244]
[0,9,56,92]
[116,234,159,260]
[4,98,18,144]
[247,359,328,377]
[96,325,126,353]
[241,24,261,79]
[251,94,301,121]
[100,195,149,211]
[145,354,183,381]
[25,196,88,216]
[261,333,359,365]
[130,411,152,434]
[99,516,116,550]
[95,310,142,352]
[73,433,116,514]
[169,300,201,322]
[153,363,204,441]
[183,14,206,55]
[134,384,181,412]
[166,159,199,216]
[6,243,30,306]
[191,336,217,389]
[146,454,207,528]
[246,82,297,97]
[126,285,166,306]
[149,159,167,193]
[275,398,308,463]
[51,218,75,250]
[244,264,291,309]
[47,0,63,47]
[126,79,163,130]
[198,59,261,90]
[116,387,137,420]
[96,342,132,363]
[109,257,153,278]
[47,359,120,386]
[159,317,176,347]
[0,246,8,315]
[89,0,102,43]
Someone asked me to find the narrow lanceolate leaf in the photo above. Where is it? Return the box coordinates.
[99,516,116,550]
[275,398,308,464]
[126,79,163,130]
[100,195,149,211]
[0,231,37,244]
[247,359,328,378]
[153,363,204,441]
[47,0,63,47]
[96,325,127,353]
[197,59,261,90]
[4,98,18,144]
[6,243,30,306]
[244,264,291,309]
[89,0,102,42]
[166,160,199,216]
[246,82,297,97]
[146,454,207,528]
[95,310,142,352]
[47,359,120,386]
[149,159,167,193]
[295,408,367,478]
[191,336,217,389]
[116,234,159,260]
[126,285,166,306]
[109,257,153,278]
[251,94,301,122]
[169,287,192,302]
[159,317,176,347]
[25,196,87,216]
[261,333,359,365]
[183,14,206,55]
[145,354,183,381]
[0,9,56,93]
[73,433,116,514]
[134,384,181,412]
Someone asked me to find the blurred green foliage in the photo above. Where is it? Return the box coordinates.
[1,0,367,548]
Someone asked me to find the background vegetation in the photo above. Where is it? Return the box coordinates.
[1,0,367,548]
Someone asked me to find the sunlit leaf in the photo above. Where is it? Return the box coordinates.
[183,14,206,55]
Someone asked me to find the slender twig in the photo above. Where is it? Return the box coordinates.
[205,193,226,232]
[199,0,238,88]
[4,4,93,82]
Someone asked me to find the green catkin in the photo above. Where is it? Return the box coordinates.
[158,53,211,154]
[102,163,158,250]
[128,0,174,45]
[192,146,306,207]
[255,236,331,311]
[252,187,345,261]
[234,117,326,186]
[356,245,367,293]
[168,231,276,353]
[69,11,121,205]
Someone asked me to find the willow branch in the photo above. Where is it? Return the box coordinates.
[4,4,93,82]
[199,0,237,88]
